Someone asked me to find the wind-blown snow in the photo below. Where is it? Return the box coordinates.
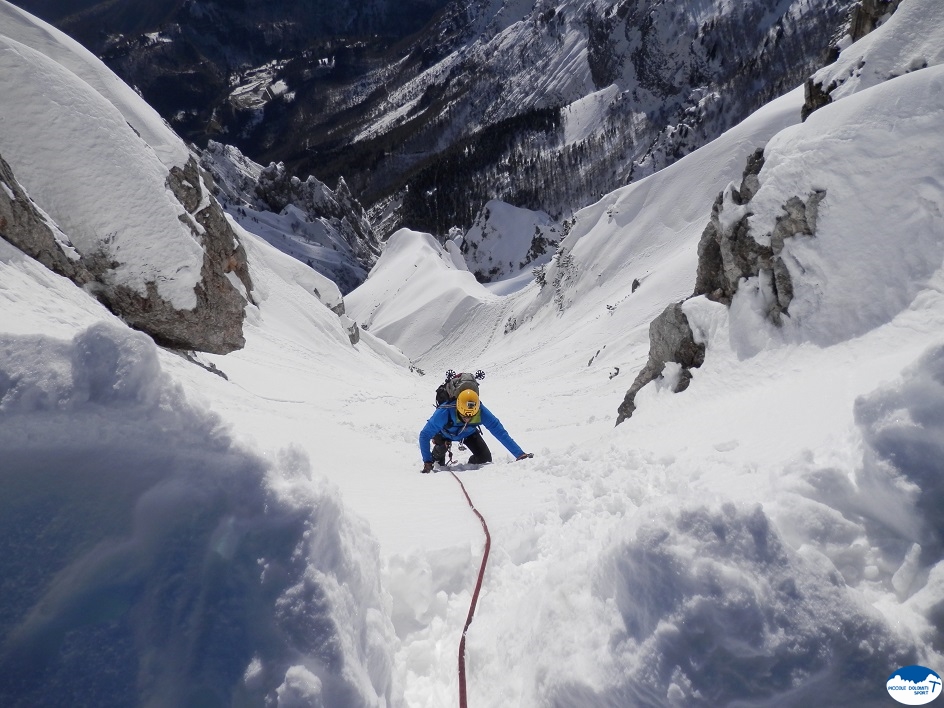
[2,0,944,705]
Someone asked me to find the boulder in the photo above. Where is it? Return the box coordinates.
[616,303,705,425]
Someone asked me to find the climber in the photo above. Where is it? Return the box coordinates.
[419,388,532,473]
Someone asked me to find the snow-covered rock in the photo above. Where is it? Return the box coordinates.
[0,3,252,353]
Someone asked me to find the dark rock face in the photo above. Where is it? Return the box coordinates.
[848,0,903,42]
[615,303,705,425]
[801,77,835,121]
[1,152,253,354]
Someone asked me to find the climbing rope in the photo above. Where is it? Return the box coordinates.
[450,470,492,708]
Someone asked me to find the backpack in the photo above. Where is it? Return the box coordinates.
[435,369,485,407]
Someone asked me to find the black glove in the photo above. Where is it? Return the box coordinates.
[516,453,534,461]
[421,461,434,474]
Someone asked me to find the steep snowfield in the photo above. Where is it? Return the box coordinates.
[0,2,187,167]
[454,199,561,283]
[2,0,944,706]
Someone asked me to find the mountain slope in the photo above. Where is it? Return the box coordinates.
[343,2,944,699]
[199,141,381,294]
[1,8,403,703]
[240,0,861,236]
[16,0,859,240]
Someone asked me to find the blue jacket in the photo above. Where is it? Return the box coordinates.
[419,403,524,463]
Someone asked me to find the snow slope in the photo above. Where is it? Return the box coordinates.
[811,0,944,104]
[2,0,944,706]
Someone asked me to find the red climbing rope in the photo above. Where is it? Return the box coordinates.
[451,470,492,708]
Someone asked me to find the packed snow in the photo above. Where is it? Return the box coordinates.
[2,0,944,706]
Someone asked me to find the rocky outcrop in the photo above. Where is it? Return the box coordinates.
[100,156,254,353]
[615,303,706,425]
[693,149,767,305]
[201,142,381,294]
[339,315,360,345]
[801,79,834,122]
[617,148,826,424]
[1,152,253,354]
[848,0,903,42]
[694,149,825,324]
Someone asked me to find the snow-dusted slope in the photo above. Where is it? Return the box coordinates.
[347,228,482,357]
[455,199,562,282]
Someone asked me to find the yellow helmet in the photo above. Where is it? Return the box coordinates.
[456,388,480,418]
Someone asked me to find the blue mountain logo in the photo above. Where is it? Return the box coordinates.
[887,665,942,705]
